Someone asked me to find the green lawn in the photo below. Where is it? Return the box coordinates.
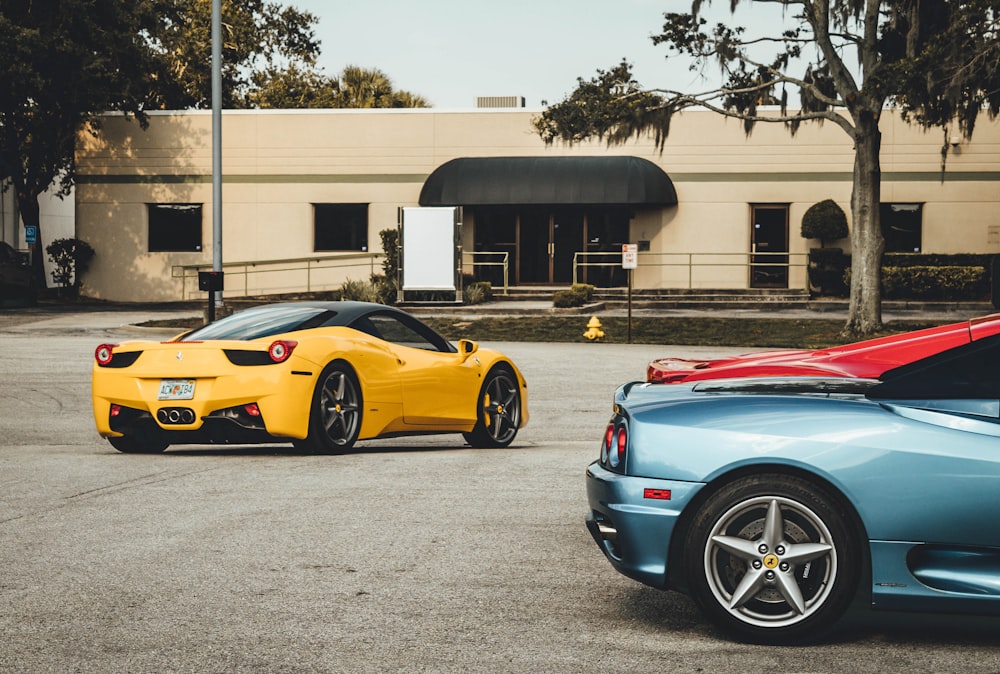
[420,315,941,349]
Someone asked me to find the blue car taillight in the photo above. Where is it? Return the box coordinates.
[601,419,627,472]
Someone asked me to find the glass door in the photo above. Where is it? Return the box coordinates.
[472,208,516,287]
[750,205,789,288]
[512,208,590,284]
[517,209,550,283]
[552,209,584,284]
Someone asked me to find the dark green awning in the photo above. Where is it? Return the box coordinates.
[419,156,678,207]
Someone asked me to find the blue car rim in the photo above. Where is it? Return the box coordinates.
[704,496,837,629]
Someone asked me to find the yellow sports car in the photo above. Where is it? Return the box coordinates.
[92,301,528,453]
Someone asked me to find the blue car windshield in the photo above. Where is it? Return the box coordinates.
[181,305,333,341]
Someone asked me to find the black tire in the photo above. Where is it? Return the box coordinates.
[462,365,521,448]
[683,473,860,645]
[300,361,362,453]
[108,435,168,453]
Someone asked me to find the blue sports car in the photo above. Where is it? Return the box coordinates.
[586,332,1000,644]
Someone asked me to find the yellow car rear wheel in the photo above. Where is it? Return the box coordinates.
[299,360,362,453]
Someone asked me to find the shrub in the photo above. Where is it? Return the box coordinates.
[801,199,848,245]
[463,281,493,305]
[553,283,595,308]
[883,253,993,269]
[46,238,95,292]
[369,273,397,305]
[807,248,848,297]
[844,265,988,301]
[340,278,380,302]
[377,229,399,301]
[882,265,987,300]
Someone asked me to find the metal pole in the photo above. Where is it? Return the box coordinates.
[627,268,633,344]
[211,0,223,309]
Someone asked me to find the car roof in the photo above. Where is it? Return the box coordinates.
[265,301,409,325]
[869,332,1000,400]
[180,301,436,343]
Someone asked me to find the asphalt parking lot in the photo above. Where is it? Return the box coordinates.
[3,306,1000,673]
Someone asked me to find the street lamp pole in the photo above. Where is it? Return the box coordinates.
[210,0,223,319]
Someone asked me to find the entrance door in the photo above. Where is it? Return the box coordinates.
[750,205,789,288]
[472,208,516,287]
[518,209,550,283]
[472,207,605,285]
[552,210,584,284]
[515,209,584,284]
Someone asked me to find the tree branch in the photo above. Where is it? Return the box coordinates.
[646,88,855,135]
[805,0,862,98]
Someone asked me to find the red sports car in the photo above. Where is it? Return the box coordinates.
[647,314,1000,384]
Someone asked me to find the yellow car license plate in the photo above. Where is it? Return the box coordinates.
[158,379,196,400]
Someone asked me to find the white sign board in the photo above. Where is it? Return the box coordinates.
[622,243,638,270]
[401,207,460,290]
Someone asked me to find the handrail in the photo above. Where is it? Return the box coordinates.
[172,252,384,300]
[572,250,809,289]
[463,251,509,295]
[173,249,806,299]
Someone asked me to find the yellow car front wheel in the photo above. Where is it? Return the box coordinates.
[463,365,520,448]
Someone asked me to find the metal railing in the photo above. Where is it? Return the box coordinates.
[572,250,809,289]
[463,251,509,295]
[172,249,806,300]
[172,252,384,300]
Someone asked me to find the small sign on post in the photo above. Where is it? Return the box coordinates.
[621,243,638,269]
[622,244,638,343]
[24,225,38,245]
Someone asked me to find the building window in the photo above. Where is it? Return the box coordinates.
[148,204,203,252]
[314,204,369,252]
[881,203,922,253]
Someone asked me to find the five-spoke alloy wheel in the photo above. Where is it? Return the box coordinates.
[684,474,860,644]
[300,361,362,453]
[463,365,521,448]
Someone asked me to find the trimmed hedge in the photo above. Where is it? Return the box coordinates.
[812,253,995,301]
[884,253,993,269]
[807,248,849,297]
[882,265,988,300]
[844,265,989,301]
[802,199,848,243]
[553,283,595,308]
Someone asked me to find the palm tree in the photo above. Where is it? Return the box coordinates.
[333,65,428,108]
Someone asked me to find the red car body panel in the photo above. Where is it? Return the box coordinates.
[647,314,1000,384]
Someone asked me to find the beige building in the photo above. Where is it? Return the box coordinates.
[75,108,1000,302]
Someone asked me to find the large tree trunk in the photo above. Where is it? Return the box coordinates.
[843,111,884,338]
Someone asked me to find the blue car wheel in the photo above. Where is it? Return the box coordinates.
[683,474,860,644]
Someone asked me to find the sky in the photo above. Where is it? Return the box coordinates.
[288,0,799,109]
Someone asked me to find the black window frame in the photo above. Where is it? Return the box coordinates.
[147,203,203,253]
[314,203,369,252]
[880,203,923,253]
